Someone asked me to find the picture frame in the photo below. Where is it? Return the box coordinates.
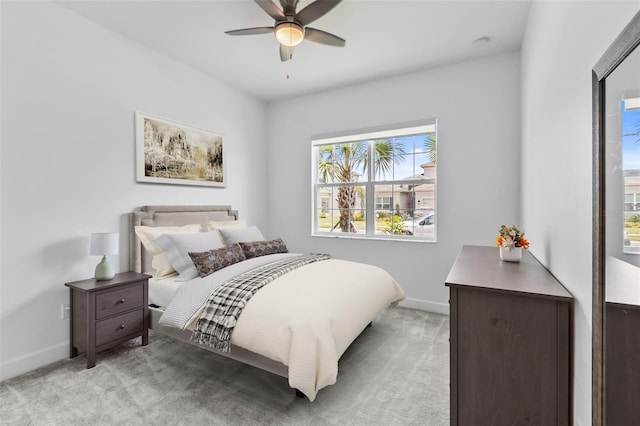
[135,111,225,187]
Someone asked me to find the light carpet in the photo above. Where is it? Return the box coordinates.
[0,307,449,425]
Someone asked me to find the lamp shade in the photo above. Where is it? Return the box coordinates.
[89,233,119,256]
[275,22,304,47]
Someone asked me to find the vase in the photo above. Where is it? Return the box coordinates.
[499,246,522,262]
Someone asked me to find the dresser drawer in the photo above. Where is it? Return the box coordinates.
[95,309,143,347]
[95,284,143,319]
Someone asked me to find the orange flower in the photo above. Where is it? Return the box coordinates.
[518,237,529,250]
[496,236,503,247]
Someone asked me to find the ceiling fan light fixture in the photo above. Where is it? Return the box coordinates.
[275,22,304,47]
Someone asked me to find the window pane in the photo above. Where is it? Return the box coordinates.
[353,209,366,232]
[394,137,412,180]
[374,139,394,180]
[413,183,436,212]
[324,185,365,234]
[393,149,412,180]
[374,210,391,234]
[317,186,333,212]
[374,210,411,236]
[374,184,408,235]
[413,153,432,178]
[404,210,435,238]
[316,146,334,183]
[333,142,368,183]
[316,209,334,232]
[420,133,437,164]
[374,137,413,181]
[316,186,333,232]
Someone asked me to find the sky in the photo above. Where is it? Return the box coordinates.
[622,102,640,171]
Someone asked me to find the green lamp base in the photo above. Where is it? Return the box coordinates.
[95,255,115,281]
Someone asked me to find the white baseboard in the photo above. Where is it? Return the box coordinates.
[398,297,449,315]
[0,341,68,382]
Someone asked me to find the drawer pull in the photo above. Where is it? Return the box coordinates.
[119,298,126,304]
[118,324,126,330]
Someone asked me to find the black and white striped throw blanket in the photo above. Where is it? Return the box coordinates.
[191,253,332,352]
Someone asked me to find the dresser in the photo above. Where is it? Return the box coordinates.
[605,256,640,425]
[445,245,573,425]
[65,271,151,368]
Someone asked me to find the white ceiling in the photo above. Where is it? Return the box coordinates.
[59,0,532,103]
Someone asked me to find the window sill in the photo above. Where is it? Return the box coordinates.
[311,233,437,243]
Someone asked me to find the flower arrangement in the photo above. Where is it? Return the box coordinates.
[496,225,529,250]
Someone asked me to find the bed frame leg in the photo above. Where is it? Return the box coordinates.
[295,389,305,399]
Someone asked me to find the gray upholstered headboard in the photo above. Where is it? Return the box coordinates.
[130,205,238,274]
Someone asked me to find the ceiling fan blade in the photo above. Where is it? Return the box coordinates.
[255,0,285,21]
[295,0,342,27]
[225,27,274,36]
[304,27,345,47]
[280,44,293,62]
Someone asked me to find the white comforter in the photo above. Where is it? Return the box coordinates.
[158,254,405,401]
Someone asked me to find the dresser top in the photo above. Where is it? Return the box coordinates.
[65,271,151,292]
[445,245,573,301]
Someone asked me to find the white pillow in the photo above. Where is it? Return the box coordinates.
[154,231,225,281]
[219,226,265,245]
[207,219,248,231]
[134,224,201,278]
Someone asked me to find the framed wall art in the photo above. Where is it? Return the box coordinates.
[135,111,225,187]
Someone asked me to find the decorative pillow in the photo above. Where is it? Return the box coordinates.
[239,238,288,259]
[188,244,247,278]
[219,226,265,245]
[154,231,225,281]
[206,219,248,231]
[134,224,201,278]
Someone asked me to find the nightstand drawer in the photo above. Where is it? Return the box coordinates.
[96,285,143,319]
[96,309,143,347]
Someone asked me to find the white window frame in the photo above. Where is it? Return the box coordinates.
[311,121,437,242]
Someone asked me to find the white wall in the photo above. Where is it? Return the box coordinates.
[521,2,639,424]
[0,2,268,380]
[267,52,521,312]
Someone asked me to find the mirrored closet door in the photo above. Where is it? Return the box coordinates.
[593,11,640,426]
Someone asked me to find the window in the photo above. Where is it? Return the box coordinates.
[312,122,437,241]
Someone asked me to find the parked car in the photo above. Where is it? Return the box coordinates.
[416,214,434,226]
[404,213,435,235]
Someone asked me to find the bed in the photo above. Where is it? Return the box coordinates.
[130,205,405,401]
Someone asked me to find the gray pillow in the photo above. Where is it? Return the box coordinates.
[219,226,265,245]
[155,231,225,281]
[239,238,288,259]
[188,244,247,278]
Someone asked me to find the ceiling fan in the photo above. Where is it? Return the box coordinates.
[225,0,346,62]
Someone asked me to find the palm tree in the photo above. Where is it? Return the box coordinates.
[424,134,437,164]
[318,140,405,232]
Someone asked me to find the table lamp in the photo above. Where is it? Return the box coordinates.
[90,232,119,280]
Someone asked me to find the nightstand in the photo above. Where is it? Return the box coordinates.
[65,271,151,368]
